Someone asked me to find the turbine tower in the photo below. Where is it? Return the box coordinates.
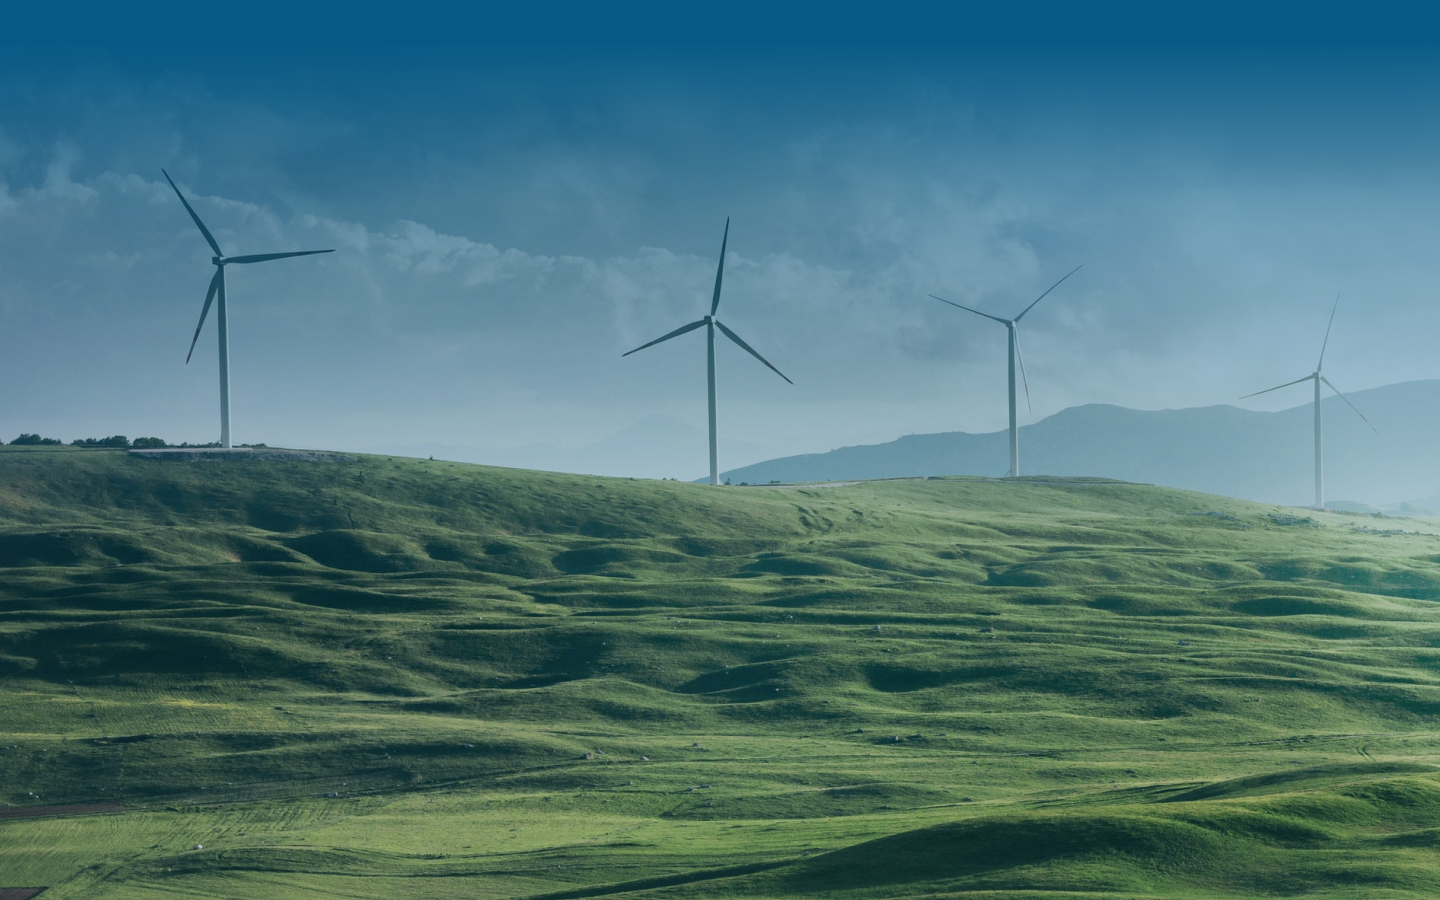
[930,265,1082,477]
[163,170,333,448]
[1240,296,1376,510]
[622,219,792,485]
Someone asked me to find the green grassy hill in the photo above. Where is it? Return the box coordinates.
[5,447,1440,898]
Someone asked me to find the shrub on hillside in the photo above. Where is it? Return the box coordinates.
[71,436,131,448]
[9,434,61,445]
[131,437,168,448]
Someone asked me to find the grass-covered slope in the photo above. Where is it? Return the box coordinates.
[5,447,1440,897]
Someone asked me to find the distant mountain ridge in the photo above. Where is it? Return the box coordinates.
[721,380,1440,507]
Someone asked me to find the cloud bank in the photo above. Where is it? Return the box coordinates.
[2,29,1440,477]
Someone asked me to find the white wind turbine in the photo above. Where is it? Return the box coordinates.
[163,170,333,448]
[1240,296,1376,510]
[930,265,1082,477]
[622,219,792,485]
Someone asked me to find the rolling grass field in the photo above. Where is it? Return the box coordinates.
[5,447,1440,897]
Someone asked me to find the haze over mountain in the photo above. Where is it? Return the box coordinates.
[722,380,1440,509]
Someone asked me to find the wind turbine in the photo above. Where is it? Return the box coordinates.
[1239,296,1376,510]
[163,170,333,448]
[930,265,1082,477]
[622,219,792,485]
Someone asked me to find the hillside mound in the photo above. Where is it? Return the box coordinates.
[5,447,1440,898]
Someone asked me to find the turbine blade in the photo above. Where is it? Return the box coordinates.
[225,249,335,264]
[928,294,1009,324]
[714,319,793,384]
[162,169,222,258]
[1014,264,1083,322]
[1013,326,1033,415]
[186,270,221,364]
[709,218,729,317]
[1320,375,1379,434]
[1238,374,1313,400]
[1317,292,1340,371]
[621,319,707,357]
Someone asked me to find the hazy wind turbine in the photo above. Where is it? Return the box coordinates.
[163,170,333,448]
[622,219,792,485]
[1239,296,1376,510]
[930,265,1082,477]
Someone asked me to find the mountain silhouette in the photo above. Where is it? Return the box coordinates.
[722,380,1440,507]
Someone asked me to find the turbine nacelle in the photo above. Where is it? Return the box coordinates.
[164,168,334,447]
[930,265,1083,476]
[1238,296,1376,510]
[622,219,793,484]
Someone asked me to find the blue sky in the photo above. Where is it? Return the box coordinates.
[3,3,1440,477]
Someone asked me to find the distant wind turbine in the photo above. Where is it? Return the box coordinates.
[163,170,333,448]
[622,219,792,485]
[1239,295,1376,510]
[930,265,1082,477]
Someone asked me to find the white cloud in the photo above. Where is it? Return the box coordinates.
[36,142,98,202]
